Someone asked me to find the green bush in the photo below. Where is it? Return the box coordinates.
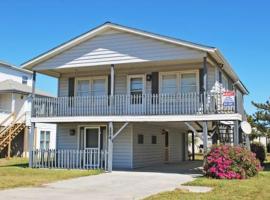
[250,142,266,164]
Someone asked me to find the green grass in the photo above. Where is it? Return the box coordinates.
[0,157,102,190]
[145,154,270,200]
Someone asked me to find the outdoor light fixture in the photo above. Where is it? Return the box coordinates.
[69,129,76,136]
[146,74,152,81]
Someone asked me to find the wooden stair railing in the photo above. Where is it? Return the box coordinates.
[0,112,27,156]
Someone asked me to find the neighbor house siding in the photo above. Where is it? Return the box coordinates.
[33,29,205,70]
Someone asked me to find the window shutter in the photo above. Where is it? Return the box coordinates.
[151,72,159,94]
[68,77,75,97]
[199,69,204,93]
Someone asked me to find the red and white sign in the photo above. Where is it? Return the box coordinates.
[222,91,235,107]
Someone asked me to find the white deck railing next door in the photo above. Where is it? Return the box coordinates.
[31,149,108,170]
[32,92,235,117]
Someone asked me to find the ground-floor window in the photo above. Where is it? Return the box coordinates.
[40,131,50,149]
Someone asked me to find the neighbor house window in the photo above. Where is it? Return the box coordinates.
[40,131,50,149]
[92,79,106,96]
[22,76,28,84]
[77,80,90,96]
[138,134,144,144]
[151,135,157,144]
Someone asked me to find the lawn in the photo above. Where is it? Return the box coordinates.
[0,157,102,190]
[145,154,270,200]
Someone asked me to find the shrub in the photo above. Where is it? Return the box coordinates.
[250,142,266,164]
[204,145,262,179]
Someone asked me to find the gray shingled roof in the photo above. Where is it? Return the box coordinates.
[0,79,54,97]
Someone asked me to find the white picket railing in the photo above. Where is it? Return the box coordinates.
[32,92,235,117]
[31,149,108,170]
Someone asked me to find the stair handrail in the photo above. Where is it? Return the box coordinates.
[0,112,27,137]
[0,112,15,127]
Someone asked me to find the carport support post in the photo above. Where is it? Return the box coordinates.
[203,121,208,154]
[108,122,113,172]
[191,132,195,161]
[233,120,239,145]
[29,71,36,168]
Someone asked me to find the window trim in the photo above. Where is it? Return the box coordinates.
[75,76,108,96]
[159,70,199,94]
[39,130,51,149]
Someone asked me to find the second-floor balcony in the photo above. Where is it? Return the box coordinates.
[32,92,236,118]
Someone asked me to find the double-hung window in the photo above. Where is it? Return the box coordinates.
[76,77,106,96]
[40,131,50,150]
[161,71,198,94]
[130,77,143,104]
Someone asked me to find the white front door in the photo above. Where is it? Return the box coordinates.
[84,127,100,167]
[127,75,145,114]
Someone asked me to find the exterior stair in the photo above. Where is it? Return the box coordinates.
[0,112,26,152]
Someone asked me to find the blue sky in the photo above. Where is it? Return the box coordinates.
[0,0,269,114]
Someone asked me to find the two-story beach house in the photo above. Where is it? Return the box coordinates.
[22,22,248,171]
[0,61,56,158]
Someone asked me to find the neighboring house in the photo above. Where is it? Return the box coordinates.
[0,61,56,158]
[22,22,248,171]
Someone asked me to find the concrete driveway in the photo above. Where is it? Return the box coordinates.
[0,161,203,200]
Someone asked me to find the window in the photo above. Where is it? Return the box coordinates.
[222,74,229,90]
[22,76,28,84]
[180,73,197,93]
[76,78,106,96]
[138,134,144,144]
[151,135,157,144]
[130,77,143,104]
[161,71,198,94]
[40,131,50,149]
[92,79,106,96]
[77,80,90,96]
[161,74,177,94]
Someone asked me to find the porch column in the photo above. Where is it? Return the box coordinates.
[203,57,208,113]
[110,64,115,114]
[203,121,208,154]
[108,122,113,172]
[233,120,239,145]
[29,71,36,168]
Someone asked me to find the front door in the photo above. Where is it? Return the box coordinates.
[128,75,145,114]
[84,127,100,168]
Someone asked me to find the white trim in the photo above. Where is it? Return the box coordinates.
[159,69,199,94]
[31,113,242,123]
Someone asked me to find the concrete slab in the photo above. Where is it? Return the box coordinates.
[0,161,204,200]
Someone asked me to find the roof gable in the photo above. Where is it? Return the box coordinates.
[22,22,214,70]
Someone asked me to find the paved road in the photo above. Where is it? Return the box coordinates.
[0,162,202,200]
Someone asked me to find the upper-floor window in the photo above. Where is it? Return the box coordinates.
[22,76,28,84]
[161,71,198,94]
[222,74,229,90]
[76,77,106,96]
[40,131,50,149]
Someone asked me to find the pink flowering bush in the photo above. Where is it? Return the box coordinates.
[204,145,262,179]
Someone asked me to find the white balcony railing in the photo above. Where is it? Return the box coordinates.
[32,92,235,117]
